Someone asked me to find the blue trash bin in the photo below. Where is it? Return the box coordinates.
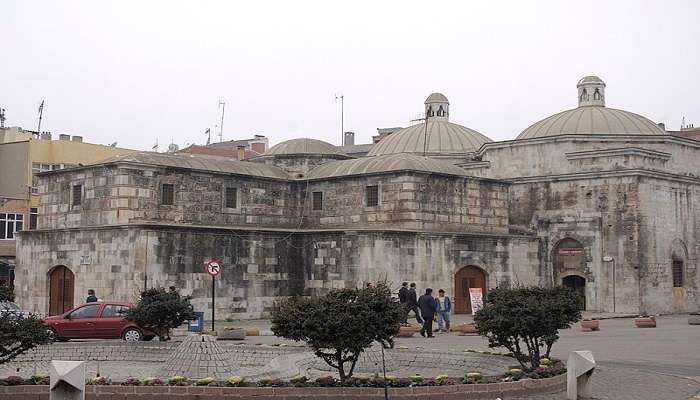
[188,311,204,332]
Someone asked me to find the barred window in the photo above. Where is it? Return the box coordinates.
[161,184,174,206]
[312,191,323,211]
[672,259,684,287]
[225,187,238,208]
[72,184,82,206]
[366,185,379,207]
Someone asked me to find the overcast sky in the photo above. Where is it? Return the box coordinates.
[2,1,698,150]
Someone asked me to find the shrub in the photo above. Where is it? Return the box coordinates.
[142,377,165,386]
[194,377,215,386]
[122,377,141,386]
[2,376,26,386]
[315,375,337,387]
[271,284,403,381]
[126,288,195,341]
[289,375,308,386]
[225,376,245,387]
[0,285,14,302]
[465,372,482,381]
[0,313,51,364]
[257,376,273,387]
[168,376,187,385]
[29,373,49,384]
[474,286,581,370]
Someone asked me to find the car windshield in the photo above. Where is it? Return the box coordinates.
[0,302,20,311]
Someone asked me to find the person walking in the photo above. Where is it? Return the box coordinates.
[398,282,409,324]
[436,289,452,333]
[418,288,438,338]
[407,283,423,324]
[86,289,98,303]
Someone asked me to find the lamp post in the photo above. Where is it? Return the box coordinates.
[603,256,615,312]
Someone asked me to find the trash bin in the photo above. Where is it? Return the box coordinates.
[188,311,204,332]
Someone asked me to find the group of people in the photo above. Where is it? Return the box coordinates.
[398,282,451,338]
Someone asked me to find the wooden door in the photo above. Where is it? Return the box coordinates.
[454,266,487,314]
[49,266,74,315]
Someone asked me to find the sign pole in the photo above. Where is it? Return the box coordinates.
[204,259,222,333]
[212,275,215,332]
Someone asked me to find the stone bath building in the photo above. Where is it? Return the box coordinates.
[15,76,699,318]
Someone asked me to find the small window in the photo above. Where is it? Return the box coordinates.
[72,184,82,206]
[312,191,323,211]
[225,187,238,208]
[161,184,174,205]
[29,208,38,230]
[69,304,100,319]
[102,304,129,318]
[672,259,684,287]
[0,213,23,239]
[366,185,379,207]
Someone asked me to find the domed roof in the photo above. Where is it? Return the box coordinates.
[368,120,492,156]
[265,138,347,157]
[305,153,469,179]
[425,92,449,104]
[516,76,666,140]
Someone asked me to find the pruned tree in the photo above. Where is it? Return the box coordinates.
[126,287,195,341]
[474,286,581,370]
[0,313,51,364]
[271,284,403,381]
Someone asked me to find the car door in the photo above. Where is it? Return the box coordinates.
[95,304,130,338]
[62,304,101,338]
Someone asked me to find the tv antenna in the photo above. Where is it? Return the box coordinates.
[37,100,45,134]
[0,107,5,128]
[410,110,431,157]
[218,100,226,143]
[335,94,344,146]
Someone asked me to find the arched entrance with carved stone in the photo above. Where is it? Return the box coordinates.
[48,265,74,315]
[553,238,587,310]
[454,266,487,314]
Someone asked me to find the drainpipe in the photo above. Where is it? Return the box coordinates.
[603,256,615,313]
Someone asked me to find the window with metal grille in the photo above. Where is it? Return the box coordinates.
[312,191,323,211]
[225,187,238,208]
[161,184,174,205]
[72,184,82,206]
[30,208,38,230]
[672,259,684,287]
[366,185,379,207]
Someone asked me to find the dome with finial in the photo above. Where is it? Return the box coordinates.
[265,138,348,157]
[516,76,666,139]
[368,93,491,156]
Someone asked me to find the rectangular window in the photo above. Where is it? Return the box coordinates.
[225,187,238,208]
[161,184,174,205]
[30,208,38,230]
[366,185,379,207]
[672,260,684,287]
[72,184,82,206]
[0,213,24,240]
[312,191,323,211]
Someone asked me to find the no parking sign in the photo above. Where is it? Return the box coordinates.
[204,259,222,276]
[204,259,222,331]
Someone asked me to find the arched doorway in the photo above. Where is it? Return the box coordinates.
[562,275,586,310]
[454,266,487,314]
[49,266,74,315]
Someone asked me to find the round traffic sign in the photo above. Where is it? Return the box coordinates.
[205,259,222,276]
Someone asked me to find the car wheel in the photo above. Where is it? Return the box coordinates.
[122,328,142,342]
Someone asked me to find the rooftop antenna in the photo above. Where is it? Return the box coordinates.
[218,100,226,143]
[335,94,344,146]
[410,109,430,157]
[204,128,211,145]
[37,100,44,135]
[0,107,5,128]
[152,138,159,152]
[681,116,685,130]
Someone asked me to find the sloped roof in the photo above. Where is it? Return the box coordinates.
[305,153,470,179]
[96,152,290,179]
[178,144,260,159]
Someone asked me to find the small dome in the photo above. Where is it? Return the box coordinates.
[517,107,666,139]
[577,75,605,86]
[425,92,449,104]
[368,120,492,156]
[305,153,469,179]
[265,138,347,157]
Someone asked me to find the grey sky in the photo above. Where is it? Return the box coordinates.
[2,0,698,150]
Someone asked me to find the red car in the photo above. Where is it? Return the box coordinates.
[44,301,155,342]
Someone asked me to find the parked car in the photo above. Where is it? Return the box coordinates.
[43,301,155,342]
[0,301,31,319]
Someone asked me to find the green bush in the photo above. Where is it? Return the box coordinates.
[474,286,581,370]
[0,285,14,302]
[0,313,51,364]
[126,287,195,340]
[271,284,403,381]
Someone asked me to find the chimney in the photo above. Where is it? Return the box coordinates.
[344,132,355,146]
[237,145,246,160]
[657,122,666,131]
[40,132,52,140]
[72,135,83,142]
[59,134,70,141]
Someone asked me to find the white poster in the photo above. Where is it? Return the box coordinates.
[469,288,484,314]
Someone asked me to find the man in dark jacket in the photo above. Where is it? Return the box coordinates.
[398,282,409,324]
[418,288,438,338]
[407,283,423,324]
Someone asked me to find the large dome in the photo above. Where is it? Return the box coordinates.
[368,120,492,156]
[265,138,347,157]
[517,76,666,139]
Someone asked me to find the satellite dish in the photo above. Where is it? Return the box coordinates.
[167,143,179,153]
